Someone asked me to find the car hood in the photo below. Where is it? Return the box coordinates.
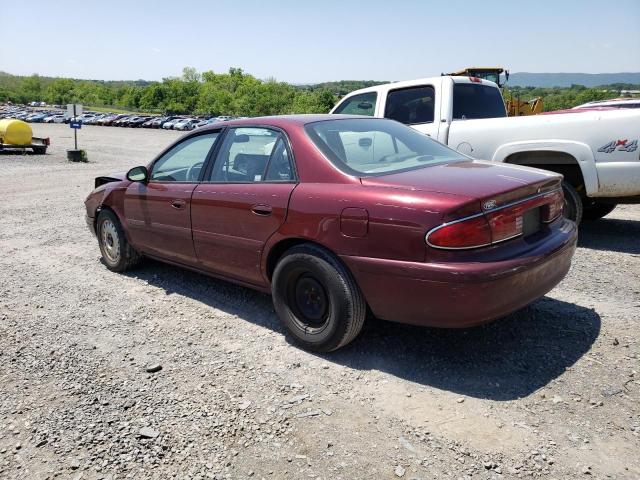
[361,160,561,203]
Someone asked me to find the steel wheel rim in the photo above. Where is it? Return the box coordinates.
[101,219,120,263]
[286,271,330,333]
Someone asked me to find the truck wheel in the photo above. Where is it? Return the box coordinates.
[97,210,143,272]
[583,202,617,221]
[562,182,583,225]
[32,147,46,155]
[272,244,366,352]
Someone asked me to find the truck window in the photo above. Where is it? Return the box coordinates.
[333,92,377,116]
[452,83,506,119]
[385,86,435,125]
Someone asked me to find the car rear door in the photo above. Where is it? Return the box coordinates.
[124,131,221,265]
[191,127,297,285]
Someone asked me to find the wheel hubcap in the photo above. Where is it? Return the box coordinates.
[101,219,120,263]
[293,275,328,327]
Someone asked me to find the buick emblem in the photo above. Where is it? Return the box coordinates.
[483,199,497,210]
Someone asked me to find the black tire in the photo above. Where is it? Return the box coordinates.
[96,209,142,272]
[562,182,583,225]
[272,244,366,352]
[582,202,617,221]
[32,147,46,155]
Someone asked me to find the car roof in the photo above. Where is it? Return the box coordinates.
[198,114,382,131]
[330,75,499,103]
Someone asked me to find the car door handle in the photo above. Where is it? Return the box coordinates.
[171,199,186,209]
[251,204,273,216]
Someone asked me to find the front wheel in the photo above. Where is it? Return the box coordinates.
[272,244,366,352]
[583,202,617,221]
[562,182,583,225]
[96,210,142,272]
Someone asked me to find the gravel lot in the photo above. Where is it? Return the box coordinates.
[1,123,638,480]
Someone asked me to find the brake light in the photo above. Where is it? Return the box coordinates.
[426,189,564,250]
[426,215,492,249]
[541,189,564,223]
[44,137,50,146]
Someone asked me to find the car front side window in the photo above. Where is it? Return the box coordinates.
[150,133,219,182]
[333,92,377,116]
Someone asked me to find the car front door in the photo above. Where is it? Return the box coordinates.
[191,127,297,285]
[124,131,220,264]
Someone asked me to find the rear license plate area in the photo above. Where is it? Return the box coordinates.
[523,207,541,237]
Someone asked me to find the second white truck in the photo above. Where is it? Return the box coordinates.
[330,76,640,223]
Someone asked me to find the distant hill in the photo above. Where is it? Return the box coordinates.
[508,72,640,88]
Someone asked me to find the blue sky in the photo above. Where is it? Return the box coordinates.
[2,0,639,82]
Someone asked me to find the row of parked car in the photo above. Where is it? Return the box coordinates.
[0,105,240,131]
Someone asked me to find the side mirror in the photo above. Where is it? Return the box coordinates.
[127,166,149,182]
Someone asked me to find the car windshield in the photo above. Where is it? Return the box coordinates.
[305,118,466,176]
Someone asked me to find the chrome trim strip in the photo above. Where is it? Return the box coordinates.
[425,188,562,250]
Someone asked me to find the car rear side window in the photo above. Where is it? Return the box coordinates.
[333,92,377,116]
[385,86,435,124]
[452,83,506,119]
[208,128,294,183]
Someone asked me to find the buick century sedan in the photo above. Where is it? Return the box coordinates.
[84,115,577,351]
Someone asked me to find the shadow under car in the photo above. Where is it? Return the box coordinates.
[123,258,600,401]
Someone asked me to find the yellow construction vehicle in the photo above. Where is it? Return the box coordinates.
[446,67,544,116]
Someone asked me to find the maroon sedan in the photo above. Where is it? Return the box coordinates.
[84,115,577,351]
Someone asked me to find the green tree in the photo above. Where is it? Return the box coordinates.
[45,78,75,105]
[22,74,43,102]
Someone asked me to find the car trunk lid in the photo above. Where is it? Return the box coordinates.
[361,160,564,249]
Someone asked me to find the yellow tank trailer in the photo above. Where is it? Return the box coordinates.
[0,119,49,154]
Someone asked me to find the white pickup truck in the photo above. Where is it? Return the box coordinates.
[330,76,640,223]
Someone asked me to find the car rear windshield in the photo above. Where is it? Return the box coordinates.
[452,83,506,119]
[305,118,466,176]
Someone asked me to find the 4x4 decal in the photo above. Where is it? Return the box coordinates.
[597,139,638,153]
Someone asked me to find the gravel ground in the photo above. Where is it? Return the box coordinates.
[1,123,638,480]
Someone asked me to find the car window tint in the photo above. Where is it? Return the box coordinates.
[264,138,294,181]
[385,86,435,124]
[452,83,507,119]
[209,128,281,182]
[333,92,377,116]
[150,133,219,182]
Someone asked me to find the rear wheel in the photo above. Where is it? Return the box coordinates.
[272,244,366,352]
[32,147,46,155]
[583,202,617,221]
[562,182,583,225]
[97,210,142,272]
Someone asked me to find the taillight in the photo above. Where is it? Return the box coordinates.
[541,189,564,223]
[426,214,492,249]
[426,189,564,250]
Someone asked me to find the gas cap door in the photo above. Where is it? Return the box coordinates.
[340,208,369,237]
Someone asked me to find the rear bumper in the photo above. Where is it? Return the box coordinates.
[341,219,577,328]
